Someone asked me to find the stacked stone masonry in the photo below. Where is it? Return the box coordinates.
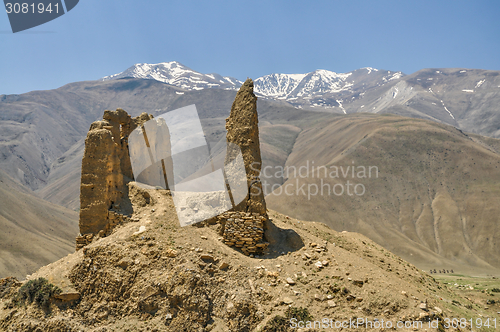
[217,211,269,255]
[75,234,94,251]
[75,211,136,250]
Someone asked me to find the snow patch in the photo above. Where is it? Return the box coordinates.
[475,79,485,88]
[255,73,306,99]
[176,91,184,95]
[443,106,455,119]
[336,99,346,114]
[392,87,399,99]
[363,67,379,74]
[388,72,403,81]
[439,99,455,119]
[462,89,474,93]
[102,73,121,80]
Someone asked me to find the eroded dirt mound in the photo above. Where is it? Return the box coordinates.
[0,185,495,331]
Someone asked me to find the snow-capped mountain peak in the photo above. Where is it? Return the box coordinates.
[102,61,243,91]
[254,73,306,99]
[254,69,355,100]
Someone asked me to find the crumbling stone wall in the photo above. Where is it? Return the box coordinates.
[77,109,152,250]
[76,211,136,251]
[217,211,269,256]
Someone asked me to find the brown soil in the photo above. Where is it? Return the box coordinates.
[0,184,497,331]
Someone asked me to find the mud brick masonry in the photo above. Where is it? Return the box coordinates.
[76,109,152,250]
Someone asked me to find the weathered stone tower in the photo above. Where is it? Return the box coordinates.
[218,79,271,255]
[76,109,152,250]
[225,78,267,216]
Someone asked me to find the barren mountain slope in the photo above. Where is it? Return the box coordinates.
[0,169,78,279]
[0,77,329,197]
[29,102,500,275]
[0,184,494,332]
[0,78,223,191]
[36,139,85,211]
[267,114,500,274]
[337,68,500,138]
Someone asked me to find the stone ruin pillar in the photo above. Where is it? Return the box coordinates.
[76,109,153,250]
[225,78,267,215]
[219,79,271,256]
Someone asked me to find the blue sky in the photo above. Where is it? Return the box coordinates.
[1,0,499,95]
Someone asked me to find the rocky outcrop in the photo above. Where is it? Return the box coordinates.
[225,78,267,216]
[78,109,153,248]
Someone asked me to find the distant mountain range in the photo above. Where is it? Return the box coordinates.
[102,61,500,138]
[102,61,404,111]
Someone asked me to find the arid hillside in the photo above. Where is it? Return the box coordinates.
[0,169,78,279]
[1,184,496,332]
[267,114,500,274]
